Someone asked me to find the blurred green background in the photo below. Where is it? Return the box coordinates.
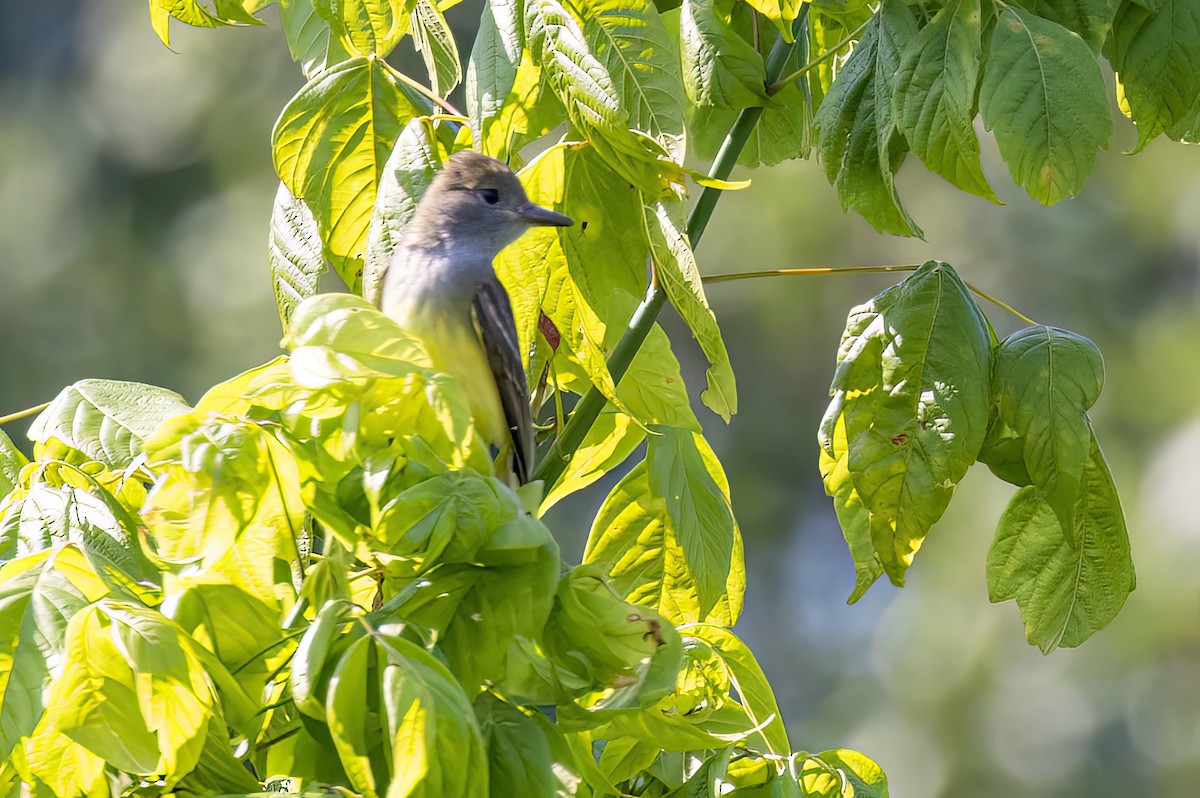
[4,2,1200,795]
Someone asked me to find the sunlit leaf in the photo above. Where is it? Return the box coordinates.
[745,0,803,42]
[643,198,737,420]
[681,0,768,109]
[988,433,1136,653]
[270,182,327,333]
[798,749,888,797]
[979,7,1111,204]
[280,0,353,78]
[821,262,992,586]
[28,379,191,470]
[317,0,415,58]
[411,0,462,95]
[273,56,432,293]
[0,431,28,499]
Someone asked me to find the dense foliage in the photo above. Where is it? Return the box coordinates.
[2,0,1194,793]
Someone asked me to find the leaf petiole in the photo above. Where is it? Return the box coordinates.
[0,400,51,426]
[766,19,869,95]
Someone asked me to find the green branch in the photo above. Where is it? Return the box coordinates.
[530,11,809,488]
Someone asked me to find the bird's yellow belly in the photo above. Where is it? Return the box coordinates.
[408,313,507,449]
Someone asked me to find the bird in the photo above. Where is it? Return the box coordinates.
[378,150,573,484]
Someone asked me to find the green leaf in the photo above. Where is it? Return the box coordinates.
[643,198,737,420]
[0,482,158,589]
[1110,0,1200,151]
[411,0,462,96]
[0,549,99,763]
[821,262,992,586]
[645,426,737,619]
[813,5,923,237]
[318,0,415,58]
[141,416,307,607]
[745,0,803,42]
[0,431,28,498]
[893,0,997,201]
[993,325,1104,543]
[374,633,489,797]
[977,415,1033,488]
[44,601,224,784]
[279,0,353,78]
[28,379,190,470]
[474,693,557,798]
[1020,0,1121,53]
[979,6,1112,204]
[798,749,888,798]
[363,117,459,305]
[270,182,327,333]
[988,433,1136,653]
[584,457,745,626]
[325,636,376,797]
[273,56,432,294]
[681,0,769,109]
[581,0,686,155]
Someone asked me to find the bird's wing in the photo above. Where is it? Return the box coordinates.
[471,278,534,483]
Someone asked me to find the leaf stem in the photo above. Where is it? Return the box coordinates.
[700,265,1039,326]
[766,19,868,96]
[0,401,50,426]
[964,281,1037,326]
[529,11,809,488]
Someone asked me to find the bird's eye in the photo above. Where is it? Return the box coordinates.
[477,188,501,205]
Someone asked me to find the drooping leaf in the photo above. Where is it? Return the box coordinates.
[643,197,737,420]
[279,0,352,77]
[149,0,261,48]
[680,0,769,109]
[584,458,745,626]
[270,182,327,333]
[893,0,997,201]
[684,624,789,757]
[645,426,737,619]
[813,4,923,237]
[988,433,1136,653]
[979,7,1112,204]
[821,262,992,586]
[993,325,1104,543]
[411,0,462,96]
[526,0,668,191]
[1110,0,1200,151]
[817,399,884,603]
[273,56,432,293]
[27,379,190,470]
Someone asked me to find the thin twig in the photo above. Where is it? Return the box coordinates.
[965,281,1037,326]
[0,401,51,426]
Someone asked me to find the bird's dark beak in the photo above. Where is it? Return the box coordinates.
[520,203,573,227]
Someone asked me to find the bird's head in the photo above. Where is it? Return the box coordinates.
[408,151,573,254]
